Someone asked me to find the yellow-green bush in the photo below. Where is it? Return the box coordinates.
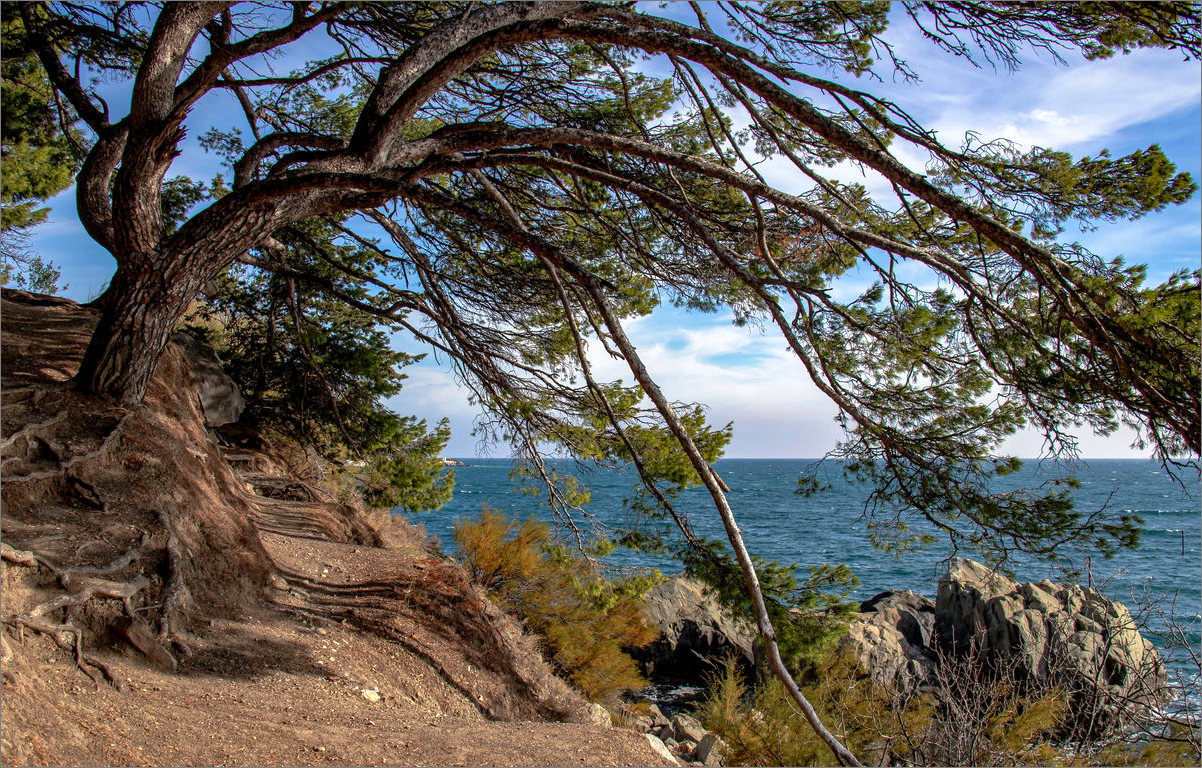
[694,647,1082,767]
[695,652,936,766]
[697,646,1199,767]
[454,506,660,703]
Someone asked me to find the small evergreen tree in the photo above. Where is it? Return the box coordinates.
[184,216,453,512]
[0,14,82,292]
[454,506,660,703]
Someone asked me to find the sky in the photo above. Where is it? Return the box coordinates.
[24,5,1202,459]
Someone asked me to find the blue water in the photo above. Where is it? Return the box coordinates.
[401,458,1200,685]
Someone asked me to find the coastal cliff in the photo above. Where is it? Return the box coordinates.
[3,288,1184,767]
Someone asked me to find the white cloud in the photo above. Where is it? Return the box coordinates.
[891,48,1200,154]
[388,309,843,459]
[1001,425,1147,460]
[1073,212,1202,278]
[393,291,1178,460]
[757,38,1200,206]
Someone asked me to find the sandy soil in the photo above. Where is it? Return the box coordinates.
[3,551,668,767]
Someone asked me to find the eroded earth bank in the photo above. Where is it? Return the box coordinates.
[0,289,673,767]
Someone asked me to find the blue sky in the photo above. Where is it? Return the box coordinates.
[25,7,1202,459]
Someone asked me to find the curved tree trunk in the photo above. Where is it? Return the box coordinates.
[74,258,210,405]
[73,182,309,405]
[572,270,863,767]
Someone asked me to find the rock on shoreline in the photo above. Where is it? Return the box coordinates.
[842,558,1167,728]
[634,577,756,685]
[840,589,938,686]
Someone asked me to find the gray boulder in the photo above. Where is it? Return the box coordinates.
[648,703,670,729]
[643,734,680,766]
[695,733,728,767]
[934,558,1020,654]
[173,332,245,426]
[671,712,708,744]
[861,590,936,648]
[636,577,755,684]
[840,589,938,688]
[935,558,1167,726]
[585,702,612,728]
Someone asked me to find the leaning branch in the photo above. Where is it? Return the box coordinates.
[399,180,861,766]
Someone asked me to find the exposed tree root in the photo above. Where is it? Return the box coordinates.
[1,409,131,488]
[58,412,134,472]
[1,542,153,691]
[7,539,148,579]
[0,385,49,402]
[0,412,67,451]
[0,468,66,484]
[1,543,42,568]
[289,603,506,721]
[68,536,150,576]
[155,509,193,656]
[4,615,127,691]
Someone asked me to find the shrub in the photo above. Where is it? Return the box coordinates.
[697,638,1157,767]
[179,222,454,514]
[454,506,660,703]
[679,537,858,678]
[694,652,932,767]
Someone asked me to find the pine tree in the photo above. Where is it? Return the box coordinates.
[19,5,1201,763]
[0,13,83,291]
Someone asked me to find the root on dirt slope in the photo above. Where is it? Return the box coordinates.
[2,290,273,688]
[1,288,588,744]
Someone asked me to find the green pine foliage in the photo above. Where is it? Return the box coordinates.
[182,217,452,513]
[0,13,82,292]
[454,506,661,703]
[695,654,863,767]
[681,539,859,677]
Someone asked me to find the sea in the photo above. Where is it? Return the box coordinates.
[400,457,1201,698]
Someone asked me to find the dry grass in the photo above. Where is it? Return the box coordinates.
[363,508,440,559]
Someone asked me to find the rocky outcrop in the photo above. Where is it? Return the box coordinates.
[842,560,1167,727]
[695,733,729,767]
[0,290,677,767]
[586,702,613,728]
[634,577,755,684]
[173,331,245,426]
[670,712,708,744]
[643,734,680,766]
[936,558,1166,724]
[839,590,937,687]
